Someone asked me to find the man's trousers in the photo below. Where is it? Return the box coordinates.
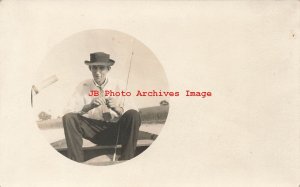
[62,109,141,162]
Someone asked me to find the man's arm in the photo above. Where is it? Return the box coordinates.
[80,97,106,114]
[80,103,93,114]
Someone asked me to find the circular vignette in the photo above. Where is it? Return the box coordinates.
[32,29,169,165]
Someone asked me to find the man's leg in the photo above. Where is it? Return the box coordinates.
[62,113,110,162]
[117,109,141,160]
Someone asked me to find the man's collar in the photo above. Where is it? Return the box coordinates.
[93,78,108,90]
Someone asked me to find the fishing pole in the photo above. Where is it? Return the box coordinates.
[112,42,135,162]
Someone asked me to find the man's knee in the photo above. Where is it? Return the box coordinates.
[62,113,79,128]
[63,113,77,120]
[121,110,141,129]
[123,109,140,119]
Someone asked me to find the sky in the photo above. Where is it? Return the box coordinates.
[32,30,169,119]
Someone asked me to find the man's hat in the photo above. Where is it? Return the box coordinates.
[84,52,115,66]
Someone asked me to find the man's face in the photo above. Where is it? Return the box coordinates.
[90,65,110,83]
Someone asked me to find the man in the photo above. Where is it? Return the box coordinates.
[62,52,141,163]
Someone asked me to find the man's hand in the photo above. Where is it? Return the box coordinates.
[90,97,106,108]
[106,97,117,109]
[106,97,124,116]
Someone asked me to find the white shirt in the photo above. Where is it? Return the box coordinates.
[64,78,137,122]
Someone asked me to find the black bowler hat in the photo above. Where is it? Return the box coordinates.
[84,52,115,66]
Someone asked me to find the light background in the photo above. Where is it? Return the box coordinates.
[0,1,299,187]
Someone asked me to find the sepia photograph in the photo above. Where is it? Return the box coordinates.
[32,29,169,165]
